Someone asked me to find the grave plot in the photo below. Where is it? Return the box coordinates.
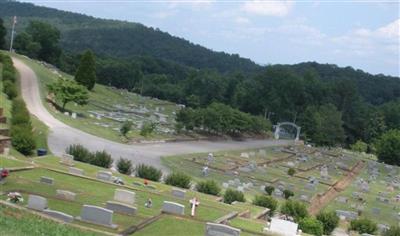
[323,160,400,226]
[163,146,331,202]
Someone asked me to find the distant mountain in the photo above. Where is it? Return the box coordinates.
[0,0,261,74]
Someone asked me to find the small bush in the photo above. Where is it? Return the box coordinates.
[66,144,92,162]
[2,69,16,82]
[117,157,133,175]
[196,180,221,196]
[383,226,400,236]
[90,150,113,168]
[223,188,245,204]
[252,195,278,216]
[140,122,156,136]
[120,121,132,137]
[280,200,308,222]
[10,125,36,155]
[164,172,191,189]
[299,217,324,236]
[3,80,17,99]
[135,164,162,182]
[283,189,294,199]
[264,185,275,195]
[11,99,31,126]
[350,218,377,234]
[288,167,296,176]
[316,211,339,235]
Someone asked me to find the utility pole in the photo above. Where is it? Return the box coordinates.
[9,16,17,52]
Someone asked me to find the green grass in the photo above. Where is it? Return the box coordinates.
[0,155,32,168]
[133,215,206,236]
[0,204,103,236]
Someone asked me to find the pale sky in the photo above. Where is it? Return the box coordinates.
[20,0,400,76]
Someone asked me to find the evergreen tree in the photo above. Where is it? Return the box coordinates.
[75,50,96,90]
[0,18,6,49]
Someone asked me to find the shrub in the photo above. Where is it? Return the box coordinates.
[120,121,132,137]
[252,195,278,216]
[223,188,245,204]
[2,69,16,82]
[140,122,156,136]
[135,164,162,182]
[66,144,92,162]
[10,125,36,155]
[350,218,377,234]
[264,185,275,195]
[3,80,17,99]
[164,172,191,189]
[280,200,308,222]
[299,217,324,236]
[196,180,221,196]
[316,211,339,235]
[11,99,31,126]
[90,150,113,168]
[383,226,400,236]
[117,157,133,175]
[288,167,296,176]
[283,189,294,199]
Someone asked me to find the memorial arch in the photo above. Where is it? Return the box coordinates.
[274,122,301,141]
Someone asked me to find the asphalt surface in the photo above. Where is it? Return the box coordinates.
[13,57,292,172]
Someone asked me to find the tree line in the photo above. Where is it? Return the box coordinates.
[2,18,400,153]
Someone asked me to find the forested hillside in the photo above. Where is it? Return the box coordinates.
[1,0,399,148]
[0,0,260,74]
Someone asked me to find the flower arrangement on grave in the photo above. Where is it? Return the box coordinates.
[0,168,9,183]
[7,192,24,203]
[144,179,149,185]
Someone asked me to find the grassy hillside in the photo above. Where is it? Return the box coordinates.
[0,153,274,236]
[0,0,260,74]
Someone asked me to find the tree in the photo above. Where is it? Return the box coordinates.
[280,200,308,222]
[47,78,89,110]
[350,140,368,153]
[0,18,6,49]
[264,186,275,195]
[117,158,133,175]
[25,20,61,64]
[196,180,221,196]
[316,211,339,235]
[13,32,41,58]
[164,172,191,189]
[299,217,323,236]
[375,129,400,166]
[223,189,245,204]
[350,218,377,234]
[75,50,96,90]
[301,104,345,146]
[252,195,278,216]
[120,121,132,138]
[283,189,294,199]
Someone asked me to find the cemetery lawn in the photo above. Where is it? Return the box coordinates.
[1,154,275,235]
[0,204,103,236]
[11,54,189,143]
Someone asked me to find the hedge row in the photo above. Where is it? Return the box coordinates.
[65,144,113,168]
[0,53,36,155]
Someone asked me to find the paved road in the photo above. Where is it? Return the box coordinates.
[14,57,292,172]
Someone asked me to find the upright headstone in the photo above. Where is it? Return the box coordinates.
[96,171,112,181]
[40,176,54,185]
[43,209,74,223]
[69,167,84,175]
[267,218,298,236]
[60,154,74,166]
[114,189,135,205]
[162,201,185,215]
[205,222,241,236]
[172,188,186,199]
[106,201,137,215]
[27,195,48,211]
[77,205,117,228]
[56,190,76,201]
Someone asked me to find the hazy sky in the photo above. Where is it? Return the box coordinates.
[20,0,400,76]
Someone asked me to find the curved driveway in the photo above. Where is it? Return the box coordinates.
[14,57,291,171]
